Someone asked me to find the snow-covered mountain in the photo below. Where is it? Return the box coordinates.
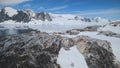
[0,7,110,23]
[0,7,52,22]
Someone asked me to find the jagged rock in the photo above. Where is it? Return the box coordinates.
[0,33,73,68]
[24,9,36,18]
[0,9,10,22]
[0,7,52,23]
[35,12,52,21]
[98,31,120,38]
[74,16,79,20]
[0,8,31,23]
[12,11,31,22]
[81,18,91,22]
[73,36,118,68]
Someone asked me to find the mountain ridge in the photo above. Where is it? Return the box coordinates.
[0,7,110,23]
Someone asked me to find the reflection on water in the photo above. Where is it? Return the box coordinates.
[0,29,9,36]
[0,28,39,36]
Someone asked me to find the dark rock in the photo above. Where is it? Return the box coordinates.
[73,36,119,68]
[0,33,73,68]
[84,25,101,31]
[98,31,120,38]
[0,9,10,22]
[35,12,52,21]
[12,11,31,22]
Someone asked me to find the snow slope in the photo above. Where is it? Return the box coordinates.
[99,24,120,34]
[4,7,18,17]
[57,46,88,68]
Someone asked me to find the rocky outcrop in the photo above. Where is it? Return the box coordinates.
[0,9,10,22]
[66,25,101,35]
[0,32,119,68]
[109,22,120,27]
[73,36,119,68]
[84,25,101,31]
[74,16,109,23]
[0,33,74,68]
[12,10,31,22]
[66,29,80,35]
[35,12,52,21]
[98,31,120,38]
[0,9,31,22]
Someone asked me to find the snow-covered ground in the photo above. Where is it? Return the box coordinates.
[99,24,120,34]
[57,46,88,68]
[0,19,109,33]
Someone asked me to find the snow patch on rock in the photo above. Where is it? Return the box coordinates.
[4,7,18,17]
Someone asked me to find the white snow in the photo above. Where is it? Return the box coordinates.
[78,32,120,61]
[24,9,35,17]
[0,19,109,33]
[57,46,88,68]
[99,25,120,34]
[94,17,110,23]
[4,7,18,17]
[0,18,111,35]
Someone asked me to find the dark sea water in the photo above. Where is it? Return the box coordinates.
[0,28,39,36]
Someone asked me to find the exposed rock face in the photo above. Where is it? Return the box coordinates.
[0,7,52,23]
[35,12,52,21]
[74,16,109,23]
[0,9,10,22]
[0,8,31,22]
[73,36,119,68]
[81,18,91,22]
[12,11,31,22]
[98,31,120,38]
[0,33,74,68]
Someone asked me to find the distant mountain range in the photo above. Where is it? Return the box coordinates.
[0,7,110,23]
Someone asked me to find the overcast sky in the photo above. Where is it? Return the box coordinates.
[0,0,120,20]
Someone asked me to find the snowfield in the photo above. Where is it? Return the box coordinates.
[99,24,120,34]
[57,46,88,68]
[0,19,109,33]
